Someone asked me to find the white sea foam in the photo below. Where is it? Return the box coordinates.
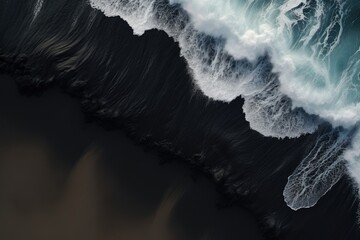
[344,130,360,190]
[89,0,320,138]
[284,128,350,210]
[89,0,360,211]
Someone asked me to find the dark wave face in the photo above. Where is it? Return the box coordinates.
[0,0,359,239]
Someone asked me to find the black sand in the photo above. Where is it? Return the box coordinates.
[1,0,360,239]
[0,74,264,239]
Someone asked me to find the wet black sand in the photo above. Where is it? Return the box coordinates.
[0,74,264,240]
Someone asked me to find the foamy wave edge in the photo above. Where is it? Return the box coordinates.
[88,0,360,213]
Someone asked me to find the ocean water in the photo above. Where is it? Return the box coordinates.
[1,0,360,238]
[88,0,360,211]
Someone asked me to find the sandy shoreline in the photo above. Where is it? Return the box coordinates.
[0,74,263,240]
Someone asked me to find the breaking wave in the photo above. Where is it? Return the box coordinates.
[88,0,360,211]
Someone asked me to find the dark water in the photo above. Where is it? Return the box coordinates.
[0,0,359,239]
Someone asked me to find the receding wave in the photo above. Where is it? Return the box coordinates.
[88,0,360,212]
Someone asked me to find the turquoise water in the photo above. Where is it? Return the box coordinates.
[169,0,360,128]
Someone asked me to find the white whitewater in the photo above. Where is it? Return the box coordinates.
[88,0,360,213]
